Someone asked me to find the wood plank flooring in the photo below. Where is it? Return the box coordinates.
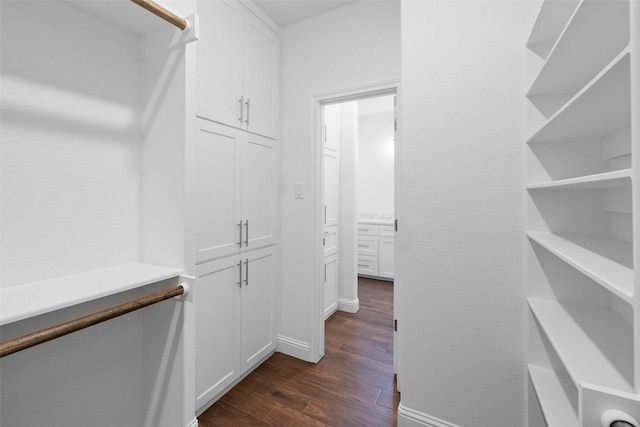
[198,277,399,426]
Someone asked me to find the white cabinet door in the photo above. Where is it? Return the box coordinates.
[324,103,339,152]
[196,0,243,127]
[324,150,339,227]
[324,253,339,319]
[242,132,277,250]
[194,256,242,411]
[379,237,395,279]
[195,120,242,263]
[241,247,276,371]
[242,12,278,139]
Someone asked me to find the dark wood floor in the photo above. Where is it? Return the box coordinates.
[198,277,399,426]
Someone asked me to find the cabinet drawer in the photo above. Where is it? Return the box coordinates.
[357,236,378,256]
[357,255,378,277]
[324,226,338,257]
[357,224,379,236]
[379,224,395,237]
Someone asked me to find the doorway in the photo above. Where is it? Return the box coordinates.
[311,82,399,369]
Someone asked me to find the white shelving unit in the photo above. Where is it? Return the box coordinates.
[0,1,198,426]
[526,0,640,425]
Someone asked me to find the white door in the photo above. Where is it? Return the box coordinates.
[324,253,339,319]
[195,0,243,127]
[242,132,277,250]
[242,12,278,139]
[379,236,395,279]
[195,119,242,263]
[194,256,242,411]
[241,247,276,371]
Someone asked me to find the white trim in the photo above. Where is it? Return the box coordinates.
[277,335,311,361]
[398,403,462,427]
[338,297,359,313]
[186,419,198,427]
[309,80,401,365]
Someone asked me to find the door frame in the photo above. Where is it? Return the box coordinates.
[308,80,400,363]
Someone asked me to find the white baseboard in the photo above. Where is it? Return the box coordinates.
[186,418,198,427]
[398,403,461,427]
[338,297,359,313]
[277,335,310,361]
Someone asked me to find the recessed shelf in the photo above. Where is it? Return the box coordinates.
[528,52,630,143]
[527,0,629,101]
[528,365,579,427]
[527,169,631,190]
[529,298,634,393]
[0,263,183,326]
[527,232,633,303]
[526,0,580,60]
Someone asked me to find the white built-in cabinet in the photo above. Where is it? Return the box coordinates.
[195,119,277,264]
[194,246,276,410]
[526,1,640,425]
[323,104,340,318]
[196,0,278,139]
[193,0,279,414]
[358,223,394,280]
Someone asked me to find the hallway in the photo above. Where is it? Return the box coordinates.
[198,277,399,426]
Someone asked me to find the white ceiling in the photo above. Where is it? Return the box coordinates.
[252,0,359,28]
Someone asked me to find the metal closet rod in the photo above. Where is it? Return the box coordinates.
[130,0,188,31]
[0,285,185,358]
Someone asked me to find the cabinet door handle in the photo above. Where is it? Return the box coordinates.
[237,261,243,287]
[244,259,249,287]
[238,96,244,123]
[244,220,249,246]
[324,206,327,224]
[238,221,243,248]
[245,98,251,126]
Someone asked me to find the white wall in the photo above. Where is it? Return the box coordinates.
[278,0,400,359]
[398,1,536,426]
[358,110,395,215]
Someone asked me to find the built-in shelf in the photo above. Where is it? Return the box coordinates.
[527,0,629,100]
[526,0,579,60]
[528,52,630,143]
[526,169,631,190]
[527,232,633,303]
[528,298,634,393]
[0,263,183,326]
[528,365,579,427]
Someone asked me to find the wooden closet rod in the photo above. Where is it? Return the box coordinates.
[130,0,188,30]
[0,285,185,358]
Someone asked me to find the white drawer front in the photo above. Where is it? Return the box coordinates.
[379,224,395,237]
[324,226,338,257]
[357,255,379,277]
[357,224,379,236]
[357,236,378,256]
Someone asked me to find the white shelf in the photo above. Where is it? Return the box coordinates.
[0,263,183,326]
[527,0,629,99]
[528,298,634,393]
[526,0,580,59]
[528,51,630,143]
[526,169,632,190]
[528,365,579,427]
[527,232,633,303]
